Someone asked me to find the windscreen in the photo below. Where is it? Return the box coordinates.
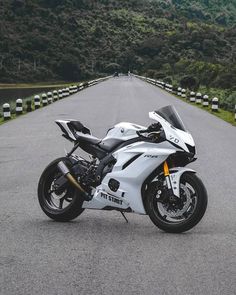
[155,105,187,131]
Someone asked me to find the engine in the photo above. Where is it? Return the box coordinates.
[70,156,97,189]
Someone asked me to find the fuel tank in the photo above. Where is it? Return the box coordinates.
[102,122,146,142]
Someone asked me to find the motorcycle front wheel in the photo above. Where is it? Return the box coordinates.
[145,172,208,233]
[38,157,84,221]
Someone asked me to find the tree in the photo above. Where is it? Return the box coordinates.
[180,75,199,90]
[202,39,215,56]
[105,63,121,73]
[56,56,81,81]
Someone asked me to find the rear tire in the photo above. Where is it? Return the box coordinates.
[38,157,84,222]
[145,172,207,233]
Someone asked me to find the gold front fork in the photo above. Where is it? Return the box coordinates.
[163,161,172,190]
[163,161,170,177]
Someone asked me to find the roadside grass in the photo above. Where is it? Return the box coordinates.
[0,104,44,126]
[0,86,71,125]
[0,113,20,125]
[0,117,5,125]
[137,76,236,126]
[0,82,84,124]
[0,79,92,125]
[0,88,62,120]
[174,94,236,126]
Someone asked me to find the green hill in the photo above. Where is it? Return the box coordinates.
[0,0,235,90]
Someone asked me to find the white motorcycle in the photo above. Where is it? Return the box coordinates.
[38,105,207,233]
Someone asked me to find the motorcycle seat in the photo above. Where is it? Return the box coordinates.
[75,132,102,145]
[74,131,124,152]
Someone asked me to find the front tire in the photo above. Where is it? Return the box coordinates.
[38,157,84,221]
[145,172,207,233]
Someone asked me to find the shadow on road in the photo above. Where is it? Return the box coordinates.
[25,215,196,239]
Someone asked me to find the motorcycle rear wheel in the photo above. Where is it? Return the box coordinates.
[38,157,84,221]
[146,172,207,233]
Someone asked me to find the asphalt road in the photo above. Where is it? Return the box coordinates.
[0,77,236,295]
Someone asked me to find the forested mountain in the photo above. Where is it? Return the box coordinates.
[0,0,235,89]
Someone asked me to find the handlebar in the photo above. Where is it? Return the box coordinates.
[137,123,162,134]
[137,123,166,142]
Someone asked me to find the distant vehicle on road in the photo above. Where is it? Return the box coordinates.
[113,72,119,77]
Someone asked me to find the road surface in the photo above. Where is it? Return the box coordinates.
[0,77,236,295]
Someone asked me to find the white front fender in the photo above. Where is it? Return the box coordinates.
[169,167,196,198]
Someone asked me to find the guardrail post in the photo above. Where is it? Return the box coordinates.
[212,97,219,112]
[69,86,73,95]
[16,99,23,115]
[177,87,182,96]
[26,100,32,112]
[181,89,186,98]
[196,92,202,104]
[47,92,53,104]
[3,103,11,120]
[203,95,209,107]
[190,92,195,102]
[42,93,48,106]
[34,95,41,109]
[53,90,58,101]
[58,90,63,99]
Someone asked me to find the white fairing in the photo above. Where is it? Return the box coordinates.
[102,122,145,142]
[149,112,195,152]
[55,120,77,141]
[62,108,197,215]
[83,141,181,214]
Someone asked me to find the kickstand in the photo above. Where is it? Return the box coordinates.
[120,212,129,223]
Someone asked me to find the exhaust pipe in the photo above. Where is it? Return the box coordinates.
[57,161,91,200]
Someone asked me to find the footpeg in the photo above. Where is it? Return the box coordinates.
[82,191,93,201]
